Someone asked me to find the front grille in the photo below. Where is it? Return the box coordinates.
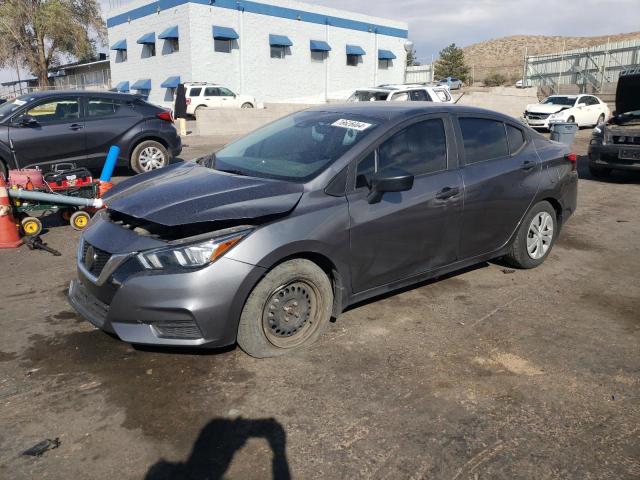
[82,241,112,277]
[525,112,550,120]
[612,135,640,145]
[153,319,203,339]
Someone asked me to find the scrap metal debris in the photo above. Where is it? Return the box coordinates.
[22,438,60,457]
[501,268,516,274]
[23,236,61,256]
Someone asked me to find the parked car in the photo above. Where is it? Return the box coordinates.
[515,79,531,88]
[184,82,257,117]
[69,103,577,358]
[348,84,453,103]
[0,98,7,105]
[523,94,610,130]
[588,69,640,177]
[437,77,463,90]
[0,91,181,177]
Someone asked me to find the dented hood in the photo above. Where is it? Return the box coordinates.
[104,162,304,226]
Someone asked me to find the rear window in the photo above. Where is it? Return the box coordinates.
[188,87,202,97]
[460,118,509,164]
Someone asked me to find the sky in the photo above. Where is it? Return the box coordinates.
[2,0,640,84]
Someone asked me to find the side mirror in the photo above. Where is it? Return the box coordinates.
[577,103,586,108]
[367,168,414,204]
[20,115,38,126]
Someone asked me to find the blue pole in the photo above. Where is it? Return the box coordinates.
[100,145,120,182]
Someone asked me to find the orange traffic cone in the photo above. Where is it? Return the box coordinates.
[0,176,22,248]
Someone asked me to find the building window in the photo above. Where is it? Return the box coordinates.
[116,50,127,63]
[311,51,327,62]
[163,38,179,54]
[142,43,156,58]
[379,59,391,69]
[215,39,232,53]
[271,45,286,59]
[347,54,360,67]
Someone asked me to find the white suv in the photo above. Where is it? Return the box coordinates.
[185,82,257,117]
[347,84,453,103]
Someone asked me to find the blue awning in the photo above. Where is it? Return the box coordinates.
[310,40,331,52]
[110,39,127,51]
[212,26,239,40]
[137,32,155,44]
[158,25,179,40]
[346,45,366,56]
[269,34,293,47]
[378,49,396,60]
[161,76,181,88]
[131,79,151,90]
[115,81,130,92]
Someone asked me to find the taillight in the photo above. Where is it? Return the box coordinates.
[186,98,191,105]
[156,111,173,122]
[565,152,577,171]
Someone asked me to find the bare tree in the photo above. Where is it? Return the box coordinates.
[0,0,106,87]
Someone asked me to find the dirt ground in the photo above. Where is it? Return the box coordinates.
[0,130,638,479]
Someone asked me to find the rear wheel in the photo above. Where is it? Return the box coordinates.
[567,116,575,124]
[589,163,612,178]
[241,103,254,109]
[237,259,333,358]
[70,210,91,231]
[21,217,42,237]
[130,140,169,173]
[194,105,206,119]
[504,201,557,269]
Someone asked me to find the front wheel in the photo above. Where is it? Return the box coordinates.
[567,116,576,124]
[130,140,169,173]
[503,201,557,269]
[237,259,333,358]
[241,102,254,109]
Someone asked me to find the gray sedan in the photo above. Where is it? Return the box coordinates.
[69,103,577,358]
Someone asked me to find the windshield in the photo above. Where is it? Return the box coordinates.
[209,111,379,182]
[542,96,576,106]
[0,96,29,120]
[347,90,389,102]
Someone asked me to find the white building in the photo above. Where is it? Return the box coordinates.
[107,0,409,106]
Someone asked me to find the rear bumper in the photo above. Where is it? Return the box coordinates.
[588,144,640,171]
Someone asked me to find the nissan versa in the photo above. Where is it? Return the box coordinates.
[69,104,578,358]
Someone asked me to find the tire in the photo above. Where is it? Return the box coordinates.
[194,105,206,119]
[589,163,612,178]
[130,140,169,174]
[237,259,333,358]
[70,210,91,231]
[241,103,254,109]
[503,201,557,269]
[567,116,575,124]
[21,217,43,237]
[0,159,7,181]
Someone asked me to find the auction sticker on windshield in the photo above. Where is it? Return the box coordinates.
[332,119,372,131]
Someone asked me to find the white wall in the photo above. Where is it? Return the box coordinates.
[107,0,408,106]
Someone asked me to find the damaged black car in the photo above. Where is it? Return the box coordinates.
[588,68,640,177]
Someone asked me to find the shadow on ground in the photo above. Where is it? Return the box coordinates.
[144,417,291,480]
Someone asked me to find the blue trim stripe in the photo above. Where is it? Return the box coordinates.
[107,0,408,39]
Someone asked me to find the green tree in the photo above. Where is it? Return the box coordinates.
[433,43,470,82]
[0,0,106,87]
[406,48,420,67]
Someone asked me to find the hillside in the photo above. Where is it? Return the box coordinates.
[462,32,640,82]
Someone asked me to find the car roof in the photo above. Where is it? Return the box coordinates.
[18,90,140,100]
[305,102,521,123]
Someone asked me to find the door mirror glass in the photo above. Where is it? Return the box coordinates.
[367,168,414,204]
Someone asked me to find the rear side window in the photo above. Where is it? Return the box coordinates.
[204,87,219,96]
[87,98,121,117]
[506,124,525,153]
[189,87,202,97]
[460,118,509,164]
[376,118,447,176]
[433,89,451,102]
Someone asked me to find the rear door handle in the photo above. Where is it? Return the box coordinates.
[435,186,460,200]
[521,160,536,171]
[69,124,83,131]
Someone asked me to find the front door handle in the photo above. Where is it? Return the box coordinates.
[521,160,535,171]
[435,186,460,200]
[69,124,83,131]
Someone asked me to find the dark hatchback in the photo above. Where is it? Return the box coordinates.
[0,91,182,177]
[70,103,578,358]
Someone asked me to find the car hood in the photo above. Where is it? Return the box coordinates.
[104,162,304,226]
[615,73,640,115]
[526,104,572,114]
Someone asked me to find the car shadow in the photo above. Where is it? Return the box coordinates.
[577,154,640,184]
[144,417,291,480]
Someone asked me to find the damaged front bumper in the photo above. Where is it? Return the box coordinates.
[68,216,266,348]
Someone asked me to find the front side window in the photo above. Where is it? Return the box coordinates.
[22,98,80,123]
[347,54,360,67]
[204,87,219,97]
[215,39,231,53]
[356,118,447,184]
[189,87,202,97]
[409,90,431,101]
[211,112,379,182]
[460,118,509,164]
[218,87,235,97]
[87,98,121,118]
[390,92,409,102]
[271,46,285,59]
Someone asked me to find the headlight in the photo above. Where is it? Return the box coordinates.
[137,228,252,270]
